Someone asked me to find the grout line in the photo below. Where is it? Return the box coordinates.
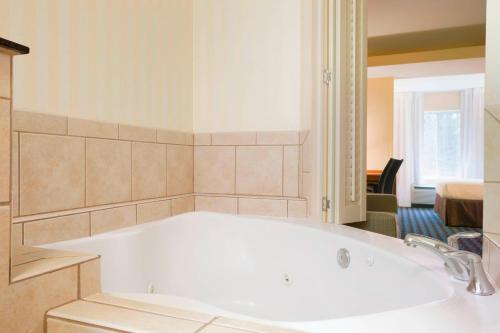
[194,317,219,333]
[12,169,193,221]
[83,298,214,324]
[46,316,132,333]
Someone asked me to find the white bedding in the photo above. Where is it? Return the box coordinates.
[435,180,483,200]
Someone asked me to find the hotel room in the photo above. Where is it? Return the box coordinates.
[364,0,486,254]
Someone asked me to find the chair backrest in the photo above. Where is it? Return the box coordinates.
[377,158,403,194]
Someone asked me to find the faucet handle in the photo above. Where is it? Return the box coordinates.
[447,231,482,249]
[444,250,496,296]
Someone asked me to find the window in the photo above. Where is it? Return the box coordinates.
[420,110,461,182]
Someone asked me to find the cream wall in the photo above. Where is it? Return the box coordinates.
[366,77,394,170]
[0,0,193,132]
[482,0,500,287]
[193,0,319,132]
[423,91,461,110]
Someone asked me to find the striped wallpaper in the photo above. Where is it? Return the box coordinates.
[0,0,193,132]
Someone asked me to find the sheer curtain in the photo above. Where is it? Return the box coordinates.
[461,87,484,179]
[393,92,423,207]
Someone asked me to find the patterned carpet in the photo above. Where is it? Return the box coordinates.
[398,207,482,255]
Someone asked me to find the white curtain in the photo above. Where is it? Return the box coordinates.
[393,92,423,207]
[460,88,484,179]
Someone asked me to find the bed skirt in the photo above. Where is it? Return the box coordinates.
[434,194,483,228]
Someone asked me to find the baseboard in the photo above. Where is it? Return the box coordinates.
[411,204,434,209]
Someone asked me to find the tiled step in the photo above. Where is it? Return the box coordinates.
[46,294,303,333]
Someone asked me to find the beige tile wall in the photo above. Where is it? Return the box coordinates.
[193,131,309,218]
[12,112,310,247]
[0,48,107,333]
[12,111,195,246]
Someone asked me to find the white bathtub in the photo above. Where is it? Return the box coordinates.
[44,212,500,333]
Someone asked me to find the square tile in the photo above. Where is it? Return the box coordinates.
[256,131,299,145]
[132,142,167,200]
[48,300,204,333]
[287,200,307,218]
[68,118,118,139]
[195,146,235,194]
[23,213,90,246]
[301,134,313,173]
[167,145,194,196]
[86,138,131,206]
[11,223,23,250]
[79,259,101,298]
[13,111,68,135]
[0,99,10,202]
[20,133,85,215]
[85,293,214,323]
[283,146,299,197]
[137,200,171,224]
[118,124,156,142]
[194,133,211,145]
[172,196,195,216]
[211,132,256,145]
[90,205,136,235]
[2,267,78,333]
[0,53,10,98]
[236,146,283,196]
[195,196,237,214]
[238,198,287,217]
[0,205,9,284]
[157,129,194,145]
[47,318,115,333]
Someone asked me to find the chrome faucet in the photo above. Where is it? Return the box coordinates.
[447,231,482,249]
[404,233,495,296]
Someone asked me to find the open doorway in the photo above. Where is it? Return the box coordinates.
[360,0,486,254]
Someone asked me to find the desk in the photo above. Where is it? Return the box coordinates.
[367,170,382,184]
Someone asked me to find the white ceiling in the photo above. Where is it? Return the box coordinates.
[394,73,485,92]
[368,0,486,37]
[368,58,485,79]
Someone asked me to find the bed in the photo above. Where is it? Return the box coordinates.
[434,180,483,228]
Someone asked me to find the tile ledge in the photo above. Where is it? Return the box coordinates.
[13,193,195,224]
[11,246,98,283]
[195,193,306,201]
[48,298,304,333]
